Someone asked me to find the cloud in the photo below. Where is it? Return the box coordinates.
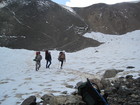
[66,0,140,7]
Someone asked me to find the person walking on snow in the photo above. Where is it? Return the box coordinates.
[58,51,66,69]
[34,51,42,71]
[45,50,52,68]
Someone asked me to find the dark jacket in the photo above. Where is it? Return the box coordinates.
[45,52,51,61]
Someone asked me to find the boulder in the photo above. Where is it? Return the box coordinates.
[126,66,135,69]
[41,94,57,105]
[103,69,123,78]
[90,78,103,89]
[21,96,36,105]
[41,94,85,105]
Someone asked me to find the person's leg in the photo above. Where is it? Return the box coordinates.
[38,61,41,69]
[46,60,48,68]
[48,60,51,68]
[36,61,41,70]
[36,62,38,71]
[36,61,40,71]
[60,60,63,69]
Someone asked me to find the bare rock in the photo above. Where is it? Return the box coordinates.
[41,94,85,105]
[21,96,36,105]
[103,69,123,78]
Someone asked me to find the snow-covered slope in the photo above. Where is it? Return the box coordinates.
[0,30,140,105]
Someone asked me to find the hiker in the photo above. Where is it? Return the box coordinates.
[34,51,42,71]
[45,50,52,68]
[58,51,66,69]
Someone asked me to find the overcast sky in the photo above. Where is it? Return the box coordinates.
[52,0,140,7]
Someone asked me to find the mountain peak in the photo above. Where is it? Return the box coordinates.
[74,2,140,34]
[0,0,100,52]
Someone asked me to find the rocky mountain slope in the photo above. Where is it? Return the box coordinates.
[74,2,140,35]
[0,0,100,52]
[0,0,140,51]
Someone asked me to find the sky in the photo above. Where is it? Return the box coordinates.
[52,0,140,7]
[0,30,140,105]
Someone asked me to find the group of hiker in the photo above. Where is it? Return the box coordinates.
[33,50,66,71]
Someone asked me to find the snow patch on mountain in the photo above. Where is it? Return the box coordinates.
[0,1,7,8]
[61,5,77,14]
[37,0,51,7]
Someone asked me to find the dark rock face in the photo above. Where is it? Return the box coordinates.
[74,2,140,35]
[0,0,140,51]
[0,0,100,52]
[21,96,36,105]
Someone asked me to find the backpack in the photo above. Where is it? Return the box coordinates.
[78,78,108,105]
[38,55,42,61]
[58,52,65,61]
[34,54,42,61]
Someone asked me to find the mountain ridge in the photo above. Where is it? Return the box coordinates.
[0,0,100,52]
[74,2,140,35]
[0,0,140,52]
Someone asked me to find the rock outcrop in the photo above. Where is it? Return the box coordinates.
[74,2,140,35]
[21,75,140,105]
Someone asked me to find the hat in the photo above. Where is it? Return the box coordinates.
[36,51,40,55]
